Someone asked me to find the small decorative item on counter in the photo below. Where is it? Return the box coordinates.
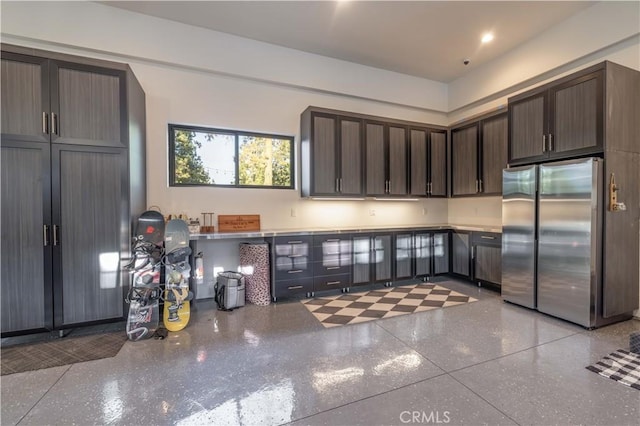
[200,212,216,233]
[187,218,200,234]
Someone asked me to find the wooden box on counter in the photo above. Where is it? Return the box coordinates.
[218,215,261,232]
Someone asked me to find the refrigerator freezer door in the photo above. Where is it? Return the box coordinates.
[537,158,600,327]
[501,165,537,308]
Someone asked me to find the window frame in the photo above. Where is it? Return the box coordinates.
[168,123,295,189]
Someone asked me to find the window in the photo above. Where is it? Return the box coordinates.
[169,124,294,188]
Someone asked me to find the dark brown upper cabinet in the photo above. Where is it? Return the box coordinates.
[451,111,507,197]
[480,114,508,195]
[301,106,448,199]
[1,52,127,148]
[508,67,603,165]
[409,128,447,197]
[300,110,364,197]
[365,121,408,197]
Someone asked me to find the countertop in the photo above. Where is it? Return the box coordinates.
[189,223,501,241]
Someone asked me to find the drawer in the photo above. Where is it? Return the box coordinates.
[273,235,312,256]
[472,232,502,246]
[312,233,350,246]
[313,260,352,277]
[273,277,313,299]
[273,254,313,280]
[313,274,351,292]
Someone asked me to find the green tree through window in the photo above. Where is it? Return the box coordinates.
[173,130,212,184]
[239,136,291,186]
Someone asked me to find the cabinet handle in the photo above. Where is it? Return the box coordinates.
[336,178,340,193]
[542,134,546,153]
[479,179,483,193]
[326,281,341,286]
[53,225,59,246]
[471,246,476,260]
[43,224,50,246]
[287,285,303,290]
[287,240,303,244]
[288,254,304,258]
[429,182,433,194]
[51,112,58,135]
[480,235,496,240]
[475,180,479,193]
[326,266,340,270]
[288,270,303,274]
[42,112,49,134]
[548,133,554,151]
[326,238,340,242]
[339,178,343,193]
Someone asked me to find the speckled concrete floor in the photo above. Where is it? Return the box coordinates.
[2,278,639,425]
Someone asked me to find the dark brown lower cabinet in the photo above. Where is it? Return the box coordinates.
[451,231,471,278]
[471,232,502,287]
[395,230,450,281]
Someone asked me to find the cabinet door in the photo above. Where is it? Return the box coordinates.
[395,233,413,280]
[388,126,407,195]
[509,93,546,164]
[429,130,447,197]
[452,232,470,277]
[352,235,372,285]
[432,231,450,275]
[409,129,428,196]
[481,114,508,195]
[373,234,393,282]
[550,71,603,156]
[339,118,363,195]
[365,121,386,195]
[474,245,502,285]
[312,114,338,195]
[52,145,128,326]
[51,61,127,148]
[1,53,50,143]
[451,125,478,196]
[1,141,53,333]
[414,232,432,278]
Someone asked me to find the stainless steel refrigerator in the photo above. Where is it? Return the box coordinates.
[502,157,630,328]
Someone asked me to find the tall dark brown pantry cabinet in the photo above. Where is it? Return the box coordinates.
[1,45,146,335]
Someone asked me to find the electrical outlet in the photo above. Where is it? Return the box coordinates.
[290,208,297,217]
[369,209,376,216]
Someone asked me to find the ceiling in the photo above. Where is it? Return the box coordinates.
[101,1,596,83]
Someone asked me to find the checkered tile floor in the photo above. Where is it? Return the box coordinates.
[302,283,477,328]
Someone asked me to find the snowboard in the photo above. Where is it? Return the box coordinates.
[163,219,193,332]
[125,210,165,341]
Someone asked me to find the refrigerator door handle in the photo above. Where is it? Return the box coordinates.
[542,134,546,153]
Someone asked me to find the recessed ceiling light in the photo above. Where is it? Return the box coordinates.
[481,33,494,44]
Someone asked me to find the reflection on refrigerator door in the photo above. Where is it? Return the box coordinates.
[501,165,537,309]
[537,159,600,327]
